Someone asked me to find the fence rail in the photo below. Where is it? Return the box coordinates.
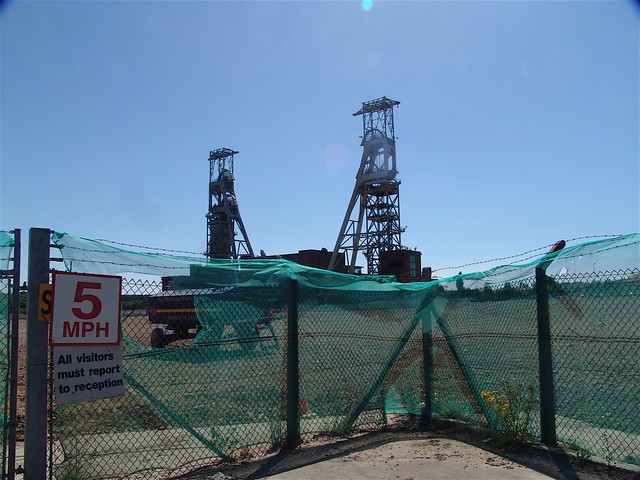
[12,229,640,478]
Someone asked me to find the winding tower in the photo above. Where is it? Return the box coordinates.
[206,148,254,259]
[328,97,403,274]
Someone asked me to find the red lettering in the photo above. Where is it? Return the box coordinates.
[95,322,109,338]
[62,321,79,338]
[72,282,103,320]
[81,322,95,337]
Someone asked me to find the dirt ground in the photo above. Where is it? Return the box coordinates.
[170,418,640,480]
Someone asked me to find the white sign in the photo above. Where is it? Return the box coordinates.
[54,344,125,405]
[50,272,122,346]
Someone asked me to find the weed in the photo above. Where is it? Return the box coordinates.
[624,454,640,466]
[268,419,284,452]
[603,432,614,466]
[570,446,593,465]
[55,464,86,480]
[481,382,533,445]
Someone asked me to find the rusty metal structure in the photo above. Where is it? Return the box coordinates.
[206,148,254,259]
[328,97,403,274]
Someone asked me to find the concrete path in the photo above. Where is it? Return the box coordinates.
[256,438,553,480]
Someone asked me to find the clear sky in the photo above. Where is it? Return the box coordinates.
[1,0,638,278]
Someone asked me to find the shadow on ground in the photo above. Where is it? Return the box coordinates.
[171,418,640,480]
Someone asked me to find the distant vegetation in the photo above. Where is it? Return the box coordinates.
[121,295,148,311]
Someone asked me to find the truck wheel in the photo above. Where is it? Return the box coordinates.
[151,328,168,348]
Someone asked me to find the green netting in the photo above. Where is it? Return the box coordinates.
[431,234,640,462]
[49,232,432,478]
[428,281,540,432]
[0,231,14,432]
[296,286,430,434]
[48,231,640,478]
[0,231,12,270]
[548,271,640,464]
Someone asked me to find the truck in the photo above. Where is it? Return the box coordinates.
[147,285,282,350]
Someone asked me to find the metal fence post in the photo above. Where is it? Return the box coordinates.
[421,310,433,426]
[285,278,300,449]
[7,229,21,480]
[536,266,557,446]
[24,228,50,479]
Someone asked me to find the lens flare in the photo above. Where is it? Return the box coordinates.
[362,0,373,11]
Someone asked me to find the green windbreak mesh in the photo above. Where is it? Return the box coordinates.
[0,231,12,270]
[547,270,639,462]
[49,231,640,478]
[430,234,640,461]
[0,231,14,431]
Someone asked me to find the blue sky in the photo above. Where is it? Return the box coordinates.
[1,0,638,277]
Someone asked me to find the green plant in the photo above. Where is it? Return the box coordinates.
[56,465,87,480]
[603,432,614,466]
[209,426,237,460]
[575,448,592,464]
[434,396,477,424]
[481,382,533,444]
[55,464,86,480]
[265,403,285,452]
[624,454,640,466]
[268,420,284,452]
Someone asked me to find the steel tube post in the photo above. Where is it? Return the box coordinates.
[24,228,50,479]
[7,229,21,480]
[285,279,300,449]
[536,266,557,446]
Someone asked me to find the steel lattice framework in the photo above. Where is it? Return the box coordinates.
[206,148,254,259]
[329,97,403,274]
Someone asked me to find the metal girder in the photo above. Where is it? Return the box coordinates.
[206,148,254,259]
[329,97,402,274]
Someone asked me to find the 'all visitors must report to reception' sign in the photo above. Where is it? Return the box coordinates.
[54,345,125,404]
[50,272,125,404]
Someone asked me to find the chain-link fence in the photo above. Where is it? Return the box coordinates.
[51,278,432,478]
[428,278,540,433]
[427,269,640,466]
[0,247,11,478]
[53,279,293,479]
[0,230,19,479]
[549,269,640,465]
[16,230,639,478]
[296,286,427,436]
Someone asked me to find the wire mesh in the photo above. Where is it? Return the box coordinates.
[548,269,640,465]
[429,279,540,435]
[52,279,288,479]
[42,232,640,477]
[0,276,10,478]
[297,287,426,438]
[0,231,14,479]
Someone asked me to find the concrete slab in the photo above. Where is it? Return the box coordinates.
[255,438,553,480]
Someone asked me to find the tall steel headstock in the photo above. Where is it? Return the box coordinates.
[206,148,254,259]
[329,97,403,274]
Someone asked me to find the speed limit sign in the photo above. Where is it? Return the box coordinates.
[49,272,122,346]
